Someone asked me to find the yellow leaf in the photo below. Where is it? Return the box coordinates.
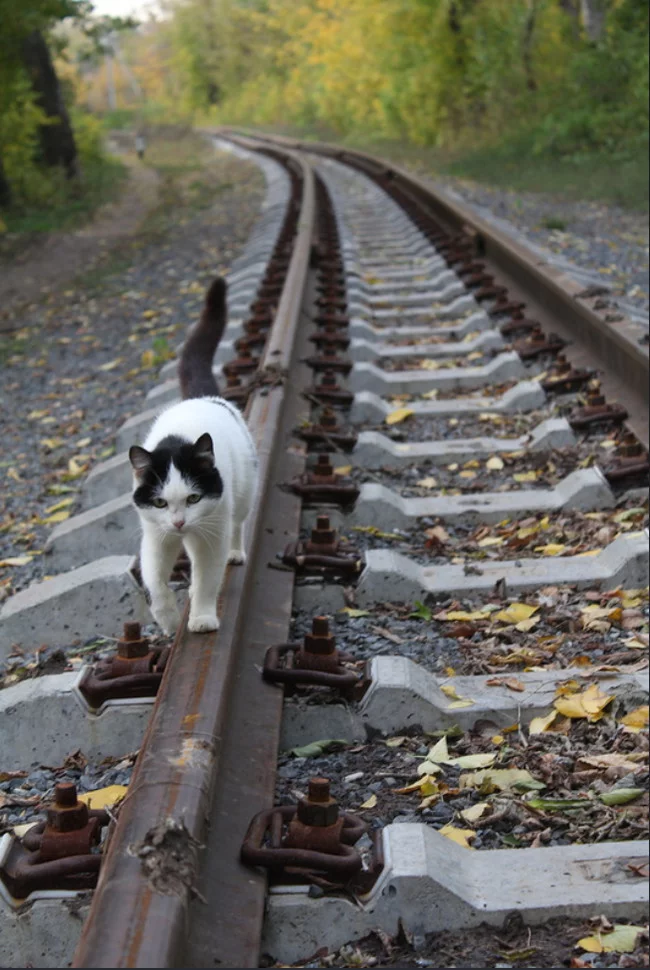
[478,536,504,547]
[395,773,439,794]
[495,603,538,624]
[385,408,414,426]
[486,456,504,471]
[339,607,370,618]
[440,609,492,621]
[460,802,490,823]
[516,526,540,539]
[439,824,476,849]
[98,359,123,372]
[42,510,71,524]
[529,710,559,735]
[41,437,64,450]
[447,463,459,471]
[421,389,439,400]
[141,349,156,369]
[448,699,476,709]
[459,470,477,479]
[446,752,497,769]
[516,617,540,632]
[44,498,74,515]
[142,309,158,319]
[385,736,407,747]
[578,925,647,954]
[554,683,614,721]
[76,437,92,449]
[513,471,539,483]
[459,768,538,791]
[425,736,449,763]
[535,544,566,556]
[492,735,505,745]
[78,785,128,810]
[420,359,440,370]
[7,467,22,482]
[417,476,438,489]
[440,684,474,707]
[360,794,377,809]
[620,705,649,733]
[463,460,481,469]
[334,465,352,475]
[0,556,33,567]
[27,409,49,420]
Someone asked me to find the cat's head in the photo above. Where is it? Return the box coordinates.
[129,433,223,534]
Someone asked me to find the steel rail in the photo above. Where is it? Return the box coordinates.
[72,144,315,969]
[224,128,649,447]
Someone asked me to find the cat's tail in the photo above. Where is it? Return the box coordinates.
[178,276,227,399]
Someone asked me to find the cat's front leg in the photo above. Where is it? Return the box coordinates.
[140,530,182,634]
[184,530,230,633]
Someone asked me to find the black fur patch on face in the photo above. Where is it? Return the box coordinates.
[132,434,223,508]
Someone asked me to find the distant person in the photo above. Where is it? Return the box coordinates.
[135,132,146,160]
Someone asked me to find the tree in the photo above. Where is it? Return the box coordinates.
[23,28,78,177]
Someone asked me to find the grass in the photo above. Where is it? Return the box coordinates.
[1,155,127,238]
[242,122,649,212]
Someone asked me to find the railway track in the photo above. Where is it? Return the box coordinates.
[0,132,647,969]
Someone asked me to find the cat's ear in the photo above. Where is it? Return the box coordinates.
[129,445,152,476]
[193,433,214,464]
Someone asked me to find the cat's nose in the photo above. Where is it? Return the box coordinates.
[172,519,185,530]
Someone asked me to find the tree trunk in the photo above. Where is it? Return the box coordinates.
[523,0,539,91]
[0,157,11,208]
[580,0,609,42]
[22,30,78,178]
[559,0,582,41]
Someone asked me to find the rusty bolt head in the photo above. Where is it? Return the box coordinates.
[320,409,339,430]
[46,783,89,832]
[552,354,571,374]
[227,374,242,388]
[117,621,149,659]
[311,515,336,546]
[304,615,336,655]
[313,454,334,476]
[530,325,545,344]
[297,777,339,827]
[618,432,642,457]
[320,371,339,389]
[587,380,605,406]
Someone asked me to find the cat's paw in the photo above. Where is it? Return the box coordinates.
[188,612,220,633]
[152,601,181,635]
[228,549,247,565]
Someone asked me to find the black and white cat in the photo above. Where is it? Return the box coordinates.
[129,278,258,634]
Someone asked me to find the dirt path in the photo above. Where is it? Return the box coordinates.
[0,156,159,330]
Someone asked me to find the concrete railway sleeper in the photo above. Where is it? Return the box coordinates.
[0,132,647,968]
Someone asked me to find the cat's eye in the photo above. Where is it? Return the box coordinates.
[187,494,202,505]
[152,497,167,508]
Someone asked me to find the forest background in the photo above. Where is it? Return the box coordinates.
[0,0,648,231]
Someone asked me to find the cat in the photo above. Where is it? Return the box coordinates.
[129,277,258,634]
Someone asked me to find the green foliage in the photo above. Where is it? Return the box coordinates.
[157,0,647,171]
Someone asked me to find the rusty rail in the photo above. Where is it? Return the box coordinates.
[223,128,649,448]
[72,144,315,969]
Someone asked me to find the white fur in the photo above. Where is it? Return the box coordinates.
[133,397,257,634]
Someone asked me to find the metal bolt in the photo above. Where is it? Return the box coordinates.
[619,432,642,458]
[304,616,336,656]
[47,782,89,832]
[55,782,78,808]
[309,777,331,802]
[321,409,338,429]
[311,514,335,543]
[320,371,338,388]
[587,381,606,406]
[296,776,339,827]
[117,622,149,660]
[552,354,571,374]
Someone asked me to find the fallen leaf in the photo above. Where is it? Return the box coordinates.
[535,544,567,556]
[599,788,645,806]
[440,684,475,707]
[417,476,438,489]
[360,794,377,809]
[459,470,477,479]
[529,710,559,735]
[421,389,439,400]
[460,768,543,792]
[290,739,347,758]
[485,677,526,692]
[334,465,352,476]
[478,536,505,547]
[578,924,646,954]
[98,359,123,372]
[0,556,33,567]
[44,497,74,515]
[446,752,497,769]
[439,824,476,849]
[385,737,407,748]
[42,510,71,525]
[495,603,538,625]
[578,754,645,772]
[77,785,127,810]
[395,773,440,794]
[439,609,492,621]
[385,408,414,426]
[486,456,504,471]
[554,683,614,721]
[338,607,370,618]
[513,471,539,483]
[460,802,490,823]
[527,796,592,812]
[620,705,649,733]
